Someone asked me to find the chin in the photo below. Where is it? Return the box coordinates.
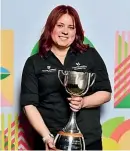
[57,45,69,49]
[57,43,70,48]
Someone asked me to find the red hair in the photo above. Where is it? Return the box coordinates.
[39,5,89,56]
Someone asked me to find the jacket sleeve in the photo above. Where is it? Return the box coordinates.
[20,57,39,108]
[91,48,112,93]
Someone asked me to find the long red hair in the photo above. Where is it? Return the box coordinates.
[39,5,89,56]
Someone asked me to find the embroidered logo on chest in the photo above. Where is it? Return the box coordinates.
[42,66,57,73]
[72,62,87,70]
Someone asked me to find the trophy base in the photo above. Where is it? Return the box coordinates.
[55,131,85,150]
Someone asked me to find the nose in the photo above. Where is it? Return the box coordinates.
[62,27,68,35]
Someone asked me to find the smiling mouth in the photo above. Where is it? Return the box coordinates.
[59,36,68,40]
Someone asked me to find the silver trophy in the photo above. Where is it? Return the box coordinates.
[54,70,96,150]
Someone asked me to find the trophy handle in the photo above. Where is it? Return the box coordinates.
[58,70,68,86]
[90,73,96,87]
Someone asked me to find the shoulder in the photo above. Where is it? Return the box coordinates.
[26,53,41,61]
[84,47,100,56]
[84,47,104,61]
[25,53,42,65]
[83,47,107,69]
[23,53,42,72]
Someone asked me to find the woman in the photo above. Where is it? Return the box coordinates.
[20,5,112,150]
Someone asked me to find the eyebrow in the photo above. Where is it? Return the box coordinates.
[57,22,75,27]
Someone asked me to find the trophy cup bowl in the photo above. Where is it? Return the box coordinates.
[54,70,96,150]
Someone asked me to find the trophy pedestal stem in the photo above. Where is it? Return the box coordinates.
[55,111,85,150]
[63,111,79,133]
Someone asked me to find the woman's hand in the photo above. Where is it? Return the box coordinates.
[42,134,56,150]
[45,137,56,150]
[68,96,84,112]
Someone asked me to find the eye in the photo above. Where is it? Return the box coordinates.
[69,26,75,30]
[57,24,63,28]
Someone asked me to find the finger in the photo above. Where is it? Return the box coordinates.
[45,143,49,150]
[70,100,80,105]
[70,107,79,112]
[48,142,56,150]
[70,99,82,105]
[68,98,82,104]
[67,98,71,101]
[68,97,82,102]
[69,103,81,110]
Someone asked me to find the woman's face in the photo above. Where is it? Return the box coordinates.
[51,13,76,49]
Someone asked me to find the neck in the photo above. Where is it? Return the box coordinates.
[51,45,70,57]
